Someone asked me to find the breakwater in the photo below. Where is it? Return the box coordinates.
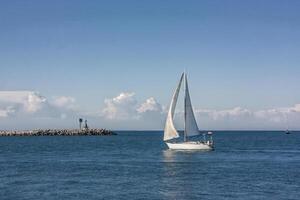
[0,129,116,136]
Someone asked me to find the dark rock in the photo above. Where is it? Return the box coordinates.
[0,129,116,136]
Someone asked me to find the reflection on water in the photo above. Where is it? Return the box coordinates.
[161,149,213,199]
[162,149,212,162]
[161,150,184,199]
[162,149,177,162]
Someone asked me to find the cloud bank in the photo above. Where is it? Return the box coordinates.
[101,92,300,130]
[0,91,79,129]
[1,90,300,130]
[102,92,139,120]
[101,93,164,129]
[0,91,46,116]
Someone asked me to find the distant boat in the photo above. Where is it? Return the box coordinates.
[164,72,214,150]
[284,114,291,134]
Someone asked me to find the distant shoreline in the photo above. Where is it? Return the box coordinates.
[0,129,116,136]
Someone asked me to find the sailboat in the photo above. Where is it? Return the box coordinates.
[284,114,291,134]
[164,73,214,150]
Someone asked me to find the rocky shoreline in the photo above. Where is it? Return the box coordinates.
[0,129,116,136]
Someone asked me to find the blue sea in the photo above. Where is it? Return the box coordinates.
[0,131,300,200]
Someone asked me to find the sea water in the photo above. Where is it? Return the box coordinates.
[0,131,299,200]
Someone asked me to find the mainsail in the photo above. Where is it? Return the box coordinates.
[163,73,184,141]
[184,73,200,138]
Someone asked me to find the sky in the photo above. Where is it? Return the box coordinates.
[0,0,300,130]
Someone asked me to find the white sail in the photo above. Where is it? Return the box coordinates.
[163,73,184,141]
[184,73,200,137]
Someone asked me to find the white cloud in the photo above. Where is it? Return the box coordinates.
[0,91,78,119]
[51,96,76,109]
[196,104,300,122]
[137,97,164,128]
[102,93,163,121]
[288,104,300,112]
[0,91,83,129]
[137,97,162,113]
[194,104,300,129]
[101,92,300,129]
[101,93,165,129]
[0,91,47,116]
[253,104,300,123]
[102,92,138,120]
[254,109,283,122]
[26,92,47,113]
[0,106,15,118]
[1,90,300,130]
[196,107,252,121]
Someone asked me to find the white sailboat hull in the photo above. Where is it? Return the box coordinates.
[166,141,213,150]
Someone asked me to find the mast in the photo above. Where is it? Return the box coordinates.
[184,72,187,142]
[184,72,200,139]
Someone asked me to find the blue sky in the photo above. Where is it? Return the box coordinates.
[0,0,300,130]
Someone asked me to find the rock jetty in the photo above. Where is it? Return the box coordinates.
[0,129,116,136]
